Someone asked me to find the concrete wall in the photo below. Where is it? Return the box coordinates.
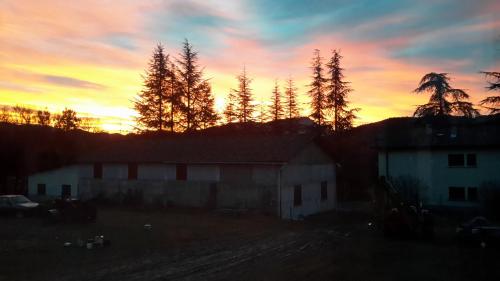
[28,165,92,199]
[138,164,176,180]
[78,164,278,214]
[188,165,220,181]
[279,143,337,219]
[280,163,336,219]
[103,164,128,180]
[379,149,500,207]
[79,178,213,207]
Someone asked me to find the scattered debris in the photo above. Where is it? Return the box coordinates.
[94,235,104,247]
[79,235,110,250]
[86,239,94,250]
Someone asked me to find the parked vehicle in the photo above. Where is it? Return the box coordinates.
[47,198,97,223]
[456,216,500,247]
[0,195,40,218]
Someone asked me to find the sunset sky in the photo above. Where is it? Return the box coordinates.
[1,0,499,133]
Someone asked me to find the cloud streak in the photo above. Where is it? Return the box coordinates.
[0,0,498,132]
[42,75,106,90]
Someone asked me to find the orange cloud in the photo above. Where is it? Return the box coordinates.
[1,0,498,132]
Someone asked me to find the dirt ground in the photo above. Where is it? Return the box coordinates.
[1,207,499,281]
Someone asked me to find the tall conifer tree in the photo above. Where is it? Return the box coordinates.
[284,77,300,119]
[308,49,327,125]
[224,90,238,123]
[269,80,283,121]
[176,39,217,131]
[326,49,357,131]
[134,44,169,131]
[234,66,255,123]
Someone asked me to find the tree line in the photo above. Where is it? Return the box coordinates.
[0,105,99,132]
[5,41,497,135]
[412,71,500,117]
[136,41,359,133]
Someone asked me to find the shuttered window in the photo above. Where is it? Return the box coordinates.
[176,164,187,181]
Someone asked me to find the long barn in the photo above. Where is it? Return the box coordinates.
[28,133,337,219]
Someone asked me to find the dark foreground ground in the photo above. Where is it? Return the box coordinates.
[1,207,499,281]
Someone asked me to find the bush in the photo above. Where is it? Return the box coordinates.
[389,176,427,206]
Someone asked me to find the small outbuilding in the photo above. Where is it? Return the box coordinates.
[28,133,337,219]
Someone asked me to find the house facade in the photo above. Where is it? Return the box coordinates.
[28,134,337,219]
[377,116,500,208]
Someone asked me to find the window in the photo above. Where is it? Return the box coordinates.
[448,154,464,167]
[176,164,187,181]
[468,187,478,202]
[128,163,138,180]
[94,163,102,179]
[466,154,477,167]
[61,184,71,198]
[37,184,46,196]
[449,187,465,201]
[294,185,302,206]
[321,181,328,201]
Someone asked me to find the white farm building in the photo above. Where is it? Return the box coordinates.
[28,133,337,219]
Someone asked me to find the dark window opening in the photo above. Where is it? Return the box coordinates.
[37,184,46,196]
[61,184,71,198]
[321,181,328,201]
[448,154,464,167]
[466,154,477,167]
[128,163,138,180]
[294,185,302,206]
[468,187,478,202]
[94,163,102,179]
[449,186,465,201]
[176,164,187,181]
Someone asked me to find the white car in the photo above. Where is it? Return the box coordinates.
[0,195,40,218]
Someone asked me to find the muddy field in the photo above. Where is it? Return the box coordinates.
[1,207,499,281]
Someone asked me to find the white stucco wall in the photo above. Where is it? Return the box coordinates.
[137,164,176,180]
[278,144,337,219]
[379,149,500,207]
[187,165,220,181]
[252,165,279,185]
[278,143,337,219]
[102,164,128,180]
[280,163,336,220]
[28,165,92,199]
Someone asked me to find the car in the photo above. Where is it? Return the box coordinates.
[47,198,97,223]
[456,216,500,247]
[0,195,40,218]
